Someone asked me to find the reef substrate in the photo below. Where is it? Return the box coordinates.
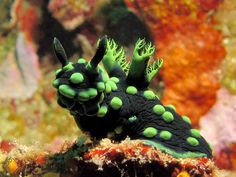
[1,138,223,177]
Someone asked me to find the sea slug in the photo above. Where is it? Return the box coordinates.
[52,36,212,158]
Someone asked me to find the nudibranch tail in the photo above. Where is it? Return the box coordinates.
[52,36,213,159]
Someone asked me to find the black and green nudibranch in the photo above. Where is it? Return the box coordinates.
[52,36,212,159]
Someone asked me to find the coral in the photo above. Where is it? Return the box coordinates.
[200,88,236,170]
[0,0,15,32]
[48,0,105,31]
[0,138,220,176]
[52,36,212,158]
[0,33,40,99]
[125,0,226,126]
[215,0,236,94]
[14,0,40,42]
[0,69,79,148]
[0,0,42,99]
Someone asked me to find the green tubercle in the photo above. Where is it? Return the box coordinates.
[107,80,118,91]
[105,83,112,94]
[160,131,172,140]
[187,137,199,146]
[78,58,86,64]
[55,68,62,75]
[59,85,76,98]
[143,127,158,138]
[126,86,138,95]
[128,116,137,122]
[97,106,108,117]
[70,73,84,84]
[97,82,105,92]
[114,126,123,134]
[153,105,165,115]
[162,111,174,122]
[110,77,119,83]
[87,88,98,98]
[53,79,59,88]
[166,104,176,111]
[190,129,201,138]
[143,90,156,100]
[110,97,122,110]
[79,91,90,101]
[63,62,74,71]
[182,115,192,124]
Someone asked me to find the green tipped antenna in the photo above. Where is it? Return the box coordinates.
[53,37,68,66]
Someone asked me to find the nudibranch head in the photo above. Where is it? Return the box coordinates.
[53,37,107,116]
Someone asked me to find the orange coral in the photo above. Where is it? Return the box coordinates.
[125,0,226,126]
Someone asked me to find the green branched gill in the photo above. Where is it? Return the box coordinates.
[52,36,212,159]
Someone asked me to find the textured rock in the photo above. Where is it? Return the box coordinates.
[0,138,221,177]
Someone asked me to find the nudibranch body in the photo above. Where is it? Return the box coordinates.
[52,36,212,158]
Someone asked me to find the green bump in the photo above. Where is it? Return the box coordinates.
[114,126,123,134]
[143,90,156,100]
[52,79,59,88]
[78,58,86,64]
[110,77,119,83]
[70,73,84,84]
[162,111,174,122]
[190,129,201,138]
[153,105,165,115]
[126,86,137,95]
[143,127,158,138]
[105,83,112,93]
[110,97,122,110]
[128,116,137,122]
[59,85,76,98]
[55,68,62,75]
[160,131,172,140]
[107,80,117,91]
[88,88,98,98]
[167,104,176,111]
[187,137,199,146]
[182,115,192,124]
[79,91,90,101]
[97,82,105,92]
[63,62,73,71]
[97,106,108,117]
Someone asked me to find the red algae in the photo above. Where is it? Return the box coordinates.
[125,0,226,126]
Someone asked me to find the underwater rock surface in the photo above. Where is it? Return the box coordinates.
[0,138,222,177]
